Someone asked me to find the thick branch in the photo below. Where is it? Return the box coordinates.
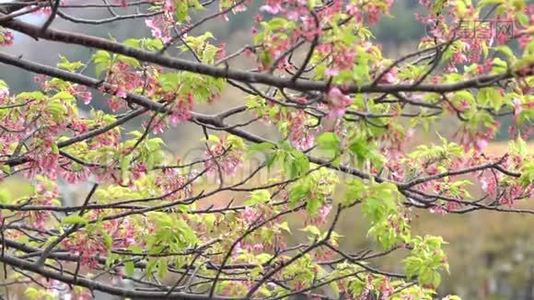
[1,18,531,94]
[0,52,381,183]
[0,253,237,299]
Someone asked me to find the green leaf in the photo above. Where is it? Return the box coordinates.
[92,50,111,76]
[259,287,272,297]
[519,160,534,187]
[477,87,503,111]
[348,135,384,168]
[207,134,220,144]
[24,287,41,300]
[123,38,141,48]
[300,225,321,237]
[46,99,67,120]
[289,182,310,205]
[62,214,88,225]
[343,179,365,206]
[316,132,341,157]
[102,231,113,249]
[158,72,180,92]
[117,55,140,68]
[280,148,310,178]
[403,235,448,288]
[145,259,157,276]
[57,55,85,72]
[0,189,11,204]
[256,253,273,264]
[52,91,75,103]
[124,260,135,277]
[157,259,168,278]
[17,91,45,102]
[432,0,447,15]
[492,57,508,73]
[305,196,323,214]
[495,45,516,63]
[452,90,475,106]
[517,11,530,26]
[245,190,271,205]
[120,155,132,185]
[145,38,164,51]
[248,142,274,155]
[277,221,291,233]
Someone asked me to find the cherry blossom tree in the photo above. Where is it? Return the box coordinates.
[0,0,532,299]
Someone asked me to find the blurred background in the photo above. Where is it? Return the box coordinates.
[0,0,533,299]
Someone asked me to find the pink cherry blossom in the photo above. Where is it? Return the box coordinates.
[145,14,174,43]
[0,85,9,102]
[70,84,92,104]
[260,0,283,14]
[203,136,244,177]
[513,98,523,116]
[327,87,352,118]
[0,31,13,46]
[169,94,193,126]
[241,206,261,224]
[288,111,315,151]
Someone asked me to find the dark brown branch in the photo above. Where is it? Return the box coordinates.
[0,52,384,185]
[0,253,238,299]
[1,18,532,95]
